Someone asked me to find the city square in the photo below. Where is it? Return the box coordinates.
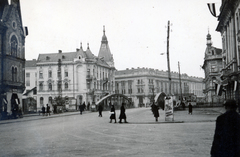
[0,107,224,157]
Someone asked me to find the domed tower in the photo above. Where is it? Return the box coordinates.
[98,26,114,68]
[202,31,223,105]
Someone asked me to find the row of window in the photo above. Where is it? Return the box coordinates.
[39,82,69,91]
[39,70,68,79]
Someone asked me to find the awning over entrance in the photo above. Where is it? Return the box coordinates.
[154,92,166,110]
[96,94,132,106]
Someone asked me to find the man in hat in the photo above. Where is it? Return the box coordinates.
[211,99,240,157]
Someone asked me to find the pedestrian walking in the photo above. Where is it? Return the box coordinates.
[188,103,192,115]
[152,102,159,122]
[98,104,103,117]
[119,103,128,123]
[79,104,84,115]
[42,105,45,116]
[46,104,51,116]
[210,99,240,157]
[109,102,116,123]
[82,102,86,110]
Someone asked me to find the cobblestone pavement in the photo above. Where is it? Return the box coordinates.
[0,107,225,157]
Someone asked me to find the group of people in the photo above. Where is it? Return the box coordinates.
[41,104,51,116]
[79,102,92,115]
[109,102,128,123]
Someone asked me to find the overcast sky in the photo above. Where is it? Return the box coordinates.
[20,0,222,78]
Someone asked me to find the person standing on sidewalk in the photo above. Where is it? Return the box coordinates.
[42,105,45,116]
[109,102,116,123]
[79,103,84,115]
[46,104,50,116]
[119,103,128,123]
[188,103,192,115]
[211,99,240,157]
[152,102,159,122]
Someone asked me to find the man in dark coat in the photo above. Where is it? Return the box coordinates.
[152,102,159,122]
[119,103,128,123]
[188,103,192,115]
[109,102,116,123]
[98,104,103,117]
[42,105,45,116]
[79,104,84,115]
[211,99,240,157]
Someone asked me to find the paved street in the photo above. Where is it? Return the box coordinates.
[0,107,225,157]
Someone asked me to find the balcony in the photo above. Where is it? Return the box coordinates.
[221,68,232,80]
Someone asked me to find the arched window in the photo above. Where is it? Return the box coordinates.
[48,83,52,91]
[11,35,18,56]
[49,97,52,104]
[12,67,17,82]
[39,82,43,91]
[12,67,14,81]
[65,82,68,90]
[15,67,17,82]
[40,97,44,105]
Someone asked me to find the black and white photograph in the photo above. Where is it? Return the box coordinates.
[0,0,240,156]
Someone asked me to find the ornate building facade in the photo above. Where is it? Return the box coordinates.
[35,27,115,110]
[115,67,204,107]
[216,0,240,103]
[202,32,224,105]
[0,0,28,117]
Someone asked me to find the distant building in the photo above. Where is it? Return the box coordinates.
[0,0,28,117]
[35,27,115,110]
[115,68,204,107]
[202,32,224,105]
[23,59,37,113]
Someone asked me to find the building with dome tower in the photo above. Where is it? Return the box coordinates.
[31,26,115,111]
[202,31,224,105]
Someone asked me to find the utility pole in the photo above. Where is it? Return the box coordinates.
[166,20,171,95]
[178,61,183,101]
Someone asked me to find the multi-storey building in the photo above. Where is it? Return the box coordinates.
[202,32,224,105]
[216,0,240,103]
[36,27,115,110]
[0,0,28,117]
[115,67,204,107]
[22,59,37,113]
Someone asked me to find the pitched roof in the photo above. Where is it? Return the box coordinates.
[26,59,37,67]
[37,51,77,63]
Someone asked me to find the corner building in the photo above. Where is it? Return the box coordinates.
[115,68,205,107]
[216,0,240,103]
[36,27,115,110]
[0,0,27,116]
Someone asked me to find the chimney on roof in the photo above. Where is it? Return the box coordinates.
[58,50,62,53]
[126,68,129,70]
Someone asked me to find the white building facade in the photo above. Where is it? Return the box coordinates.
[35,27,115,110]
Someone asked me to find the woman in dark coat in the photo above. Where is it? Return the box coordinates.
[188,103,192,115]
[109,103,116,123]
[152,102,159,122]
[119,103,128,123]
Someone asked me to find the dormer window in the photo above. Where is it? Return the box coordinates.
[79,55,81,59]
[46,56,50,60]
[62,55,65,59]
